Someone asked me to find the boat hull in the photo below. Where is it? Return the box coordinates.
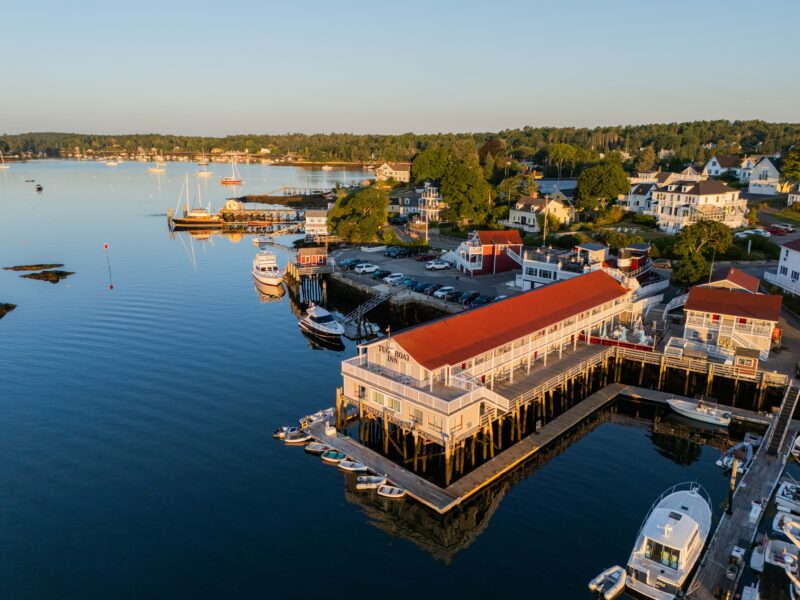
[298,319,344,340]
[252,271,284,286]
[667,399,731,426]
[220,179,241,185]
[171,218,223,229]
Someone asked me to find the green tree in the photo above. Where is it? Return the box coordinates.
[783,145,800,182]
[574,162,630,211]
[673,220,733,257]
[328,187,388,243]
[671,253,709,288]
[547,143,578,178]
[635,146,656,172]
[747,207,758,226]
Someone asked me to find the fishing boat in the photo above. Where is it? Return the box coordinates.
[666,397,731,427]
[169,174,223,229]
[284,430,312,445]
[626,482,712,600]
[321,450,347,464]
[0,150,9,169]
[298,303,345,341]
[356,475,386,490]
[376,485,405,499]
[304,442,330,455]
[338,460,368,473]
[272,426,298,440]
[252,251,285,286]
[220,159,242,185]
[588,565,626,599]
[715,441,754,472]
[776,479,800,514]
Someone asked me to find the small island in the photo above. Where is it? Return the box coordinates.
[20,270,74,284]
[3,263,64,271]
[0,303,16,320]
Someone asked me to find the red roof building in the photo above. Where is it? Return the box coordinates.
[705,267,761,294]
[453,230,523,276]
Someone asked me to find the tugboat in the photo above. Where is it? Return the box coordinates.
[298,303,344,341]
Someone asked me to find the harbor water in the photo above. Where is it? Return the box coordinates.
[0,162,740,598]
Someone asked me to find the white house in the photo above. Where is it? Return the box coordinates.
[765,239,800,295]
[788,184,800,207]
[623,182,657,214]
[304,209,329,238]
[503,195,575,233]
[649,180,747,233]
[704,154,776,181]
[375,162,411,183]
[747,157,789,196]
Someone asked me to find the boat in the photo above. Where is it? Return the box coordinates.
[304,442,330,455]
[196,162,214,177]
[666,397,731,427]
[106,160,119,166]
[715,441,754,472]
[321,165,333,171]
[252,234,272,246]
[169,174,223,229]
[284,430,312,445]
[148,155,166,173]
[298,303,345,341]
[626,482,712,600]
[355,475,386,490]
[272,426,298,440]
[338,460,368,473]
[0,150,9,169]
[792,434,800,460]
[35,184,43,192]
[763,539,800,584]
[744,431,763,447]
[220,159,242,185]
[588,565,626,599]
[321,450,347,464]
[776,479,800,514]
[774,510,800,540]
[376,485,405,499]
[252,251,285,286]
[197,150,209,166]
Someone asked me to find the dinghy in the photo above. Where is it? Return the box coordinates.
[743,431,763,447]
[356,475,386,490]
[273,426,298,440]
[376,485,405,499]
[284,430,312,445]
[338,460,368,473]
[588,565,626,599]
[321,450,347,464]
[666,397,731,426]
[304,442,330,455]
[715,441,754,472]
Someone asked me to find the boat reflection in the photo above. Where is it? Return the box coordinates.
[299,328,345,352]
[254,280,286,304]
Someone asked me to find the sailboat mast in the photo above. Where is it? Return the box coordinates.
[185,173,191,215]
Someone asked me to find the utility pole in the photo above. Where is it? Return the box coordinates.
[542,194,549,247]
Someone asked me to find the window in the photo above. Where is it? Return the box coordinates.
[386,397,400,412]
[785,249,790,261]
[781,266,788,275]
[429,414,444,432]
[410,408,423,425]
[644,539,680,570]
[793,271,799,282]
[371,390,384,405]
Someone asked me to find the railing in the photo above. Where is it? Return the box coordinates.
[635,278,669,298]
[663,293,689,317]
[505,246,524,266]
[764,270,800,295]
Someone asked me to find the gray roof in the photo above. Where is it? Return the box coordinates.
[576,242,606,251]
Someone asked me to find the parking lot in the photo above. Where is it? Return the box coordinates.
[329,247,521,303]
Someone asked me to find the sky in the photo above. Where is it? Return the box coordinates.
[2,0,799,136]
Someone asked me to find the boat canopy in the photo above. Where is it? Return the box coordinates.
[642,507,699,550]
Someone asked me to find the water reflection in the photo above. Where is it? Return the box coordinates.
[254,281,286,304]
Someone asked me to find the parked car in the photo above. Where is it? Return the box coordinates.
[411,282,429,293]
[735,229,770,239]
[444,289,463,302]
[371,269,391,280]
[768,226,788,235]
[652,258,672,270]
[469,295,494,308]
[383,273,404,284]
[777,223,796,233]
[388,217,407,225]
[336,257,359,270]
[354,263,378,274]
[401,278,418,288]
[387,248,410,258]
[415,253,436,262]
[433,286,455,299]
[424,284,443,296]
[458,291,480,305]
[492,295,508,302]
[382,246,401,256]
[426,260,451,271]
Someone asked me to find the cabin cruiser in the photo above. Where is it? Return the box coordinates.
[298,303,344,341]
[626,483,712,600]
[252,251,285,286]
[777,479,800,515]
[666,397,731,427]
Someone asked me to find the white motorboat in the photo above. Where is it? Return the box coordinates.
[376,485,405,499]
[588,565,626,600]
[775,510,800,544]
[273,426,298,440]
[252,234,271,246]
[304,442,330,456]
[298,303,345,341]
[666,397,731,427]
[715,441,754,472]
[356,475,386,490]
[338,460,368,473]
[284,430,312,445]
[777,480,800,514]
[252,251,285,286]
[791,434,800,460]
[626,483,712,600]
[762,539,800,597]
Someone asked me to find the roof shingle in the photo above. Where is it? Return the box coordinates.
[685,286,781,322]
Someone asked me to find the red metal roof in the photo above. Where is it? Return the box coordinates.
[476,230,523,246]
[685,286,781,322]
[390,271,630,370]
[708,267,760,293]
[783,239,800,252]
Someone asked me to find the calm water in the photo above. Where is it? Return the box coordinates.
[1,162,735,599]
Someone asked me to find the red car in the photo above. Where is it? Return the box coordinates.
[768,226,788,235]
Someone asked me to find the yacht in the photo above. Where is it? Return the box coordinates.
[666,397,731,427]
[626,483,712,600]
[298,303,344,341]
[169,174,223,229]
[252,251,285,286]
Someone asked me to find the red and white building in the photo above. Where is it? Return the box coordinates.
[451,230,523,276]
[297,246,328,266]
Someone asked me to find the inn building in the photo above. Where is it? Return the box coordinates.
[340,271,641,450]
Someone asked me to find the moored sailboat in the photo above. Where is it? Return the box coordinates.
[220,159,242,185]
[169,174,223,229]
[0,150,10,169]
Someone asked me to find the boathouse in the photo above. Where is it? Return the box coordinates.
[453,230,523,276]
[297,246,327,266]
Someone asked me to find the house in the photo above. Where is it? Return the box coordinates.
[304,209,329,238]
[452,230,523,276]
[704,154,777,181]
[629,166,705,187]
[788,184,800,207]
[705,267,761,293]
[375,162,411,183]
[296,246,327,266]
[339,271,639,464]
[623,182,657,214]
[764,239,800,295]
[682,285,781,360]
[534,178,578,196]
[649,180,747,233]
[389,183,447,221]
[747,157,789,196]
[503,195,575,233]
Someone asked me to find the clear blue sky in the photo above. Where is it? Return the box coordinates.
[3,0,799,135]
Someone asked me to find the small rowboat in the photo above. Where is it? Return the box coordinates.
[356,475,386,490]
[304,442,330,455]
[284,430,312,445]
[715,441,754,472]
[376,484,405,499]
[273,426,297,440]
[321,450,347,464]
[666,397,731,427]
[588,565,626,599]
[338,460,368,473]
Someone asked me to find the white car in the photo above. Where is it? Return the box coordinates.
[426,260,450,271]
[736,229,771,239]
[383,273,404,284]
[433,286,455,299]
[354,263,378,274]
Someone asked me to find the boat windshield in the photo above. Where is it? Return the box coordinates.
[311,314,335,324]
[644,538,680,570]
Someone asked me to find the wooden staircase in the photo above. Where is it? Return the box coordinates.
[767,385,800,456]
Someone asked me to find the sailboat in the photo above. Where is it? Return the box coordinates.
[169,174,223,229]
[220,158,242,185]
[148,154,166,173]
[197,149,210,166]
[0,151,10,169]
[196,162,214,177]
